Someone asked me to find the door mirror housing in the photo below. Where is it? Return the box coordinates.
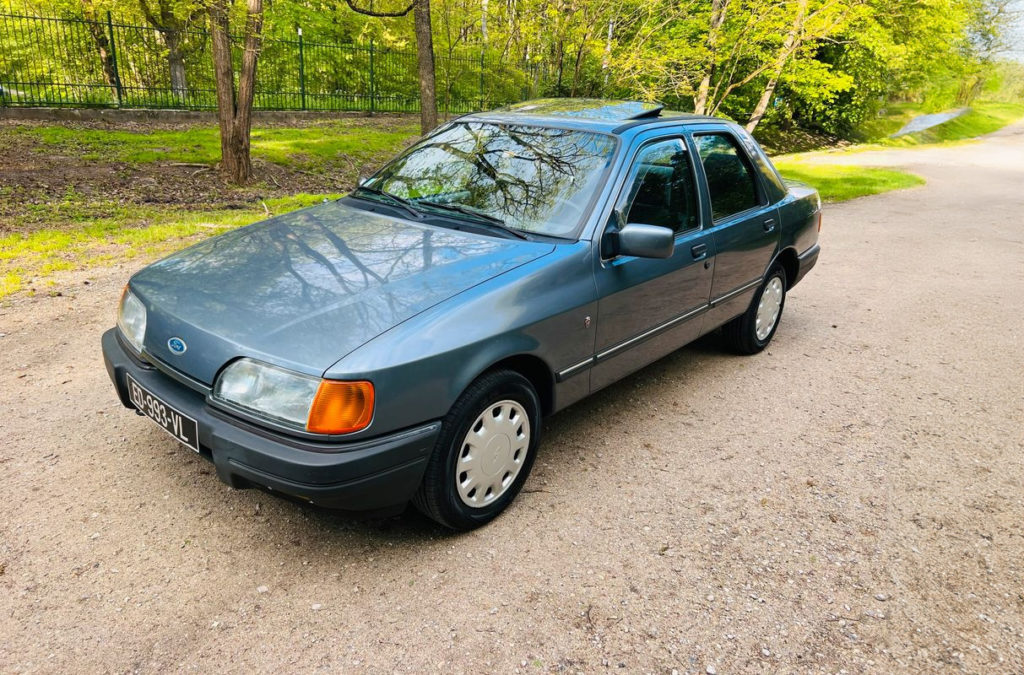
[616,223,675,259]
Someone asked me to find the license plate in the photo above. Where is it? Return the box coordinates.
[125,373,200,452]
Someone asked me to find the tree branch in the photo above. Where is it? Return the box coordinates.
[343,0,416,18]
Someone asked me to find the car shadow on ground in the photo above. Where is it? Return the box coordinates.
[281,331,737,541]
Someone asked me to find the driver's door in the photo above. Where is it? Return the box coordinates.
[590,135,715,392]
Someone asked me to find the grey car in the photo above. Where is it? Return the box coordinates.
[102,99,821,530]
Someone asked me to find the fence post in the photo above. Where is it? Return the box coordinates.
[479,47,485,110]
[106,11,123,107]
[368,38,376,115]
[297,27,306,111]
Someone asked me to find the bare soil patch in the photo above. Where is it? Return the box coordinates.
[0,115,418,233]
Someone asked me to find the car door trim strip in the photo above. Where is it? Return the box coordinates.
[709,278,762,307]
[555,357,596,382]
[557,278,762,383]
[595,303,709,361]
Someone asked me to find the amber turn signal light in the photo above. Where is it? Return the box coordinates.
[306,380,374,434]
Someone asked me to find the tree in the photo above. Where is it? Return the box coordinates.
[344,0,438,133]
[744,0,859,132]
[414,0,439,130]
[137,0,203,100]
[79,0,122,103]
[694,0,728,115]
[209,0,264,183]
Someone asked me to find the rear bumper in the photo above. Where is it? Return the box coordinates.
[101,328,440,513]
[792,243,820,288]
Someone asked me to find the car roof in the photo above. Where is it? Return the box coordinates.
[461,98,725,134]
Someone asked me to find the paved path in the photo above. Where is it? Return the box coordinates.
[1,124,1022,672]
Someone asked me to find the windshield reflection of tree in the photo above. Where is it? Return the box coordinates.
[150,205,503,340]
[374,123,615,236]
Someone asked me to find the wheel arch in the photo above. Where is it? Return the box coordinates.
[477,353,555,417]
[770,246,800,289]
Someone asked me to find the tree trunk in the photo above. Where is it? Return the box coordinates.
[81,5,121,104]
[602,19,614,91]
[164,31,188,100]
[209,0,264,184]
[745,0,806,133]
[694,0,728,115]
[693,74,711,115]
[414,0,438,133]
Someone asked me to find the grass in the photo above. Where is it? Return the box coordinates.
[881,101,1024,146]
[0,193,337,299]
[772,100,1024,202]
[772,161,925,203]
[8,120,418,169]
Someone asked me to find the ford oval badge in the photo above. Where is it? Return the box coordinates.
[167,337,187,355]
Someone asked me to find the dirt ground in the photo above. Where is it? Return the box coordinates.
[1,123,1023,674]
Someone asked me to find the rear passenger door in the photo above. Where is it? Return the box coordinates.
[690,128,781,328]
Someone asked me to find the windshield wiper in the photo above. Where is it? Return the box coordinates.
[417,201,529,240]
[351,186,423,220]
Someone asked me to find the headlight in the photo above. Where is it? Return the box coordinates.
[117,287,147,354]
[213,358,374,434]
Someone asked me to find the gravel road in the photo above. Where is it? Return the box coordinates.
[2,124,1022,674]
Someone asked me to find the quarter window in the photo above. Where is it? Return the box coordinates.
[694,133,762,221]
[618,138,698,232]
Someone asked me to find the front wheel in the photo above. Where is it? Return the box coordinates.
[722,265,787,355]
[413,369,541,530]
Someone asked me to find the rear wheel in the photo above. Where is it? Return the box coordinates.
[722,265,787,355]
[413,370,541,530]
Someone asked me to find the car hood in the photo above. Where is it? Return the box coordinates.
[130,201,554,384]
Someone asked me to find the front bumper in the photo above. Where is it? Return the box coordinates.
[101,328,440,513]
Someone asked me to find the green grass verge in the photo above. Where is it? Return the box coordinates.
[773,161,925,203]
[882,102,1024,146]
[7,120,418,169]
[0,193,336,299]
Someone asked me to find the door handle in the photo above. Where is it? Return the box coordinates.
[691,243,708,259]
[763,218,776,233]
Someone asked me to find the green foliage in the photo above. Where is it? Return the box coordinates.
[2,0,1020,139]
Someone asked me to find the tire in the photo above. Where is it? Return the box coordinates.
[722,264,787,355]
[413,369,541,530]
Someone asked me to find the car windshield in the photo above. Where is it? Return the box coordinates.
[365,122,618,238]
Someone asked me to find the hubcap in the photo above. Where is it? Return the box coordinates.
[755,276,784,341]
[455,400,530,508]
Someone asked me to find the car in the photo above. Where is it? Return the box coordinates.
[102,98,821,530]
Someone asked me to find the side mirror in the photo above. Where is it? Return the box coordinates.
[357,176,370,187]
[616,223,675,259]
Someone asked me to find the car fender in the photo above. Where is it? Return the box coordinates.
[325,242,598,438]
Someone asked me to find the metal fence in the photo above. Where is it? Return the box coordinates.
[0,11,536,113]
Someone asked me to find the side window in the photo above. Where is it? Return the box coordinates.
[694,133,762,221]
[618,138,698,233]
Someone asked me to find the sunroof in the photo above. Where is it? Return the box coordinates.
[497,99,665,121]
